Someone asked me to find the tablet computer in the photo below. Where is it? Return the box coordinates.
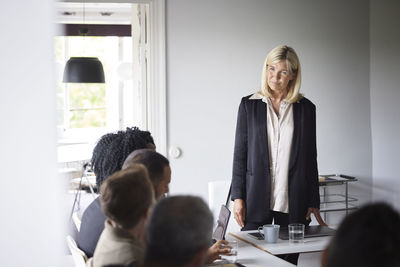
[212,204,231,241]
[247,232,263,240]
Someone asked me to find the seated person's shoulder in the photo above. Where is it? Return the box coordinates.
[77,197,107,257]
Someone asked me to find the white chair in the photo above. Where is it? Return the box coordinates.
[72,212,82,232]
[66,235,88,267]
[208,180,231,214]
[207,180,241,234]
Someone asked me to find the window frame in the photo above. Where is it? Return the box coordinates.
[57,0,167,157]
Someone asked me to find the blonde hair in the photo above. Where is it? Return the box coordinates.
[259,45,302,103]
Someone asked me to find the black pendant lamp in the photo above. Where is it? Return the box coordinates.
[62,2,105,83]
[63,57,105,83]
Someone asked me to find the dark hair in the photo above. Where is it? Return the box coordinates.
[145,196,213,267]
[122,149,169,189]
[326,202,400,267]
[100,164,153,230]
[91,127,154,187]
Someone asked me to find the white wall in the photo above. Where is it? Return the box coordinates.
[166,0,372,222]
[370,0,400,210]
[0,1,397,265]
[0,1,63,266]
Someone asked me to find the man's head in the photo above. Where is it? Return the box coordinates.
[91,127,155,188]
[145,196,213,267]
[100,164,154,230]
[323,202,400,267]
[122,149,171,198]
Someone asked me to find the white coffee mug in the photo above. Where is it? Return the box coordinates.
[258,224,280,243]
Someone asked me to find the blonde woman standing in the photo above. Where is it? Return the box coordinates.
[231,45,326,265]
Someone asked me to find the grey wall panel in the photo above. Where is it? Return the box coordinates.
[166,0,372,222]
[370,0,400,210]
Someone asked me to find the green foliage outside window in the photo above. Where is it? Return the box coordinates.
[56,36,116,129]
[68,83,106,128]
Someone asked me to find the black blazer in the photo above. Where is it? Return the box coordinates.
[231,94,320,225]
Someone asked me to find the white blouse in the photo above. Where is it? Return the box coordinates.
[250,93,294,213]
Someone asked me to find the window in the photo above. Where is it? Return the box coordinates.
[55,3,144,144]
[56,1,166,161]
[55,35,133,135]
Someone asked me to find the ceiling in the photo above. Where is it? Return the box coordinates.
[56,2,133,24]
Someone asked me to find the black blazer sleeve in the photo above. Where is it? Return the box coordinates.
[231,97,248,200]
[306,103,320,208]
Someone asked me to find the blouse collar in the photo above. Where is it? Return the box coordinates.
[249,92,290,106]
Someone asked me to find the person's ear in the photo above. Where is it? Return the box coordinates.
[189,246,208,267]
[144,207,152,220]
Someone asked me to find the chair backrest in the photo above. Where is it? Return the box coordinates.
[86,257,93,267]
[208,180,231,214]
[72,212,82,232]
[66,235,87,267]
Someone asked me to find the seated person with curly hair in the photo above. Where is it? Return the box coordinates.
[92,164,154,267]
[78,127,155,257]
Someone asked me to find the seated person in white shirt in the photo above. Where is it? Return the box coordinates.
[122,149,232,264]
[92,164,154,267]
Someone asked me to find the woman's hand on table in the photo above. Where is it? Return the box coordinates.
[306,208,328,226]
[233,199,246,228]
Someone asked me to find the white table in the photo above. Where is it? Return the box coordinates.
[230,230,331,255]
[209,233,296,267]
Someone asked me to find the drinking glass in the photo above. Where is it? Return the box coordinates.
[288,223,305,243]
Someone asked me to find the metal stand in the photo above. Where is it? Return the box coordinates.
[319,174,358,222]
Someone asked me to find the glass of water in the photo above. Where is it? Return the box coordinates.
[222,240,238,263]
[288,223,305,243]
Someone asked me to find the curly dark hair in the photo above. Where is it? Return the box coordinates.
[91,127,155,188]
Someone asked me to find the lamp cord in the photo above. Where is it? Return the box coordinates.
[81,0,88,54]
[83,0,85,25]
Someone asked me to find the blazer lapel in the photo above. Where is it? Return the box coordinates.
[255,99,269,169]
[289,102,300,171]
